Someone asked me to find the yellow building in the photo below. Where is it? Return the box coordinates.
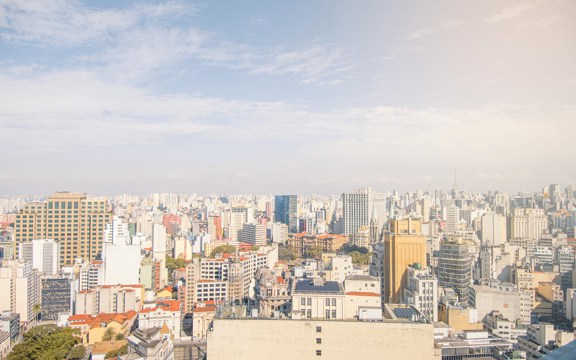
[15,192,111,266]
[68,311,137,344]
[384,218,426,303]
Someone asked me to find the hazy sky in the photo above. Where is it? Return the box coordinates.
[1,0,575,196]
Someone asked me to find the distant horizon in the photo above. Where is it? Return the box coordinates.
[0,181,570,199]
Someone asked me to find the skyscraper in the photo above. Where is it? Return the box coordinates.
[274,195,298,233]
[15,192,111,267]
[438,237,473,304]
[342,188,386,235]
[18,239,59,275]
[383,218,426,303]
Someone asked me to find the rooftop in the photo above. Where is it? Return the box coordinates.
[293,279,343,294]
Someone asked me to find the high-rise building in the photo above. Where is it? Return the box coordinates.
[274,195,298,233]
[438,237,473,304]
[102,217,141,286]
[0,260,39,322]
[240,224,267,246]
[481,213,507,246]
[383,218,426,303]
[342,188,386,235]
[18,239,59,275]
[507,208,547,241]
[41,275,73,320]
[229,207,249,241]
[445,205,459,233]
[14,192,111,266]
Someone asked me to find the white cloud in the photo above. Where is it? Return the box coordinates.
[439,20,461,29]
[485,2,536,23]
[406,28,435,40]
[0,0,195,46]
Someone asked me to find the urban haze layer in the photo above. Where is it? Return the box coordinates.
[1,185,576,359]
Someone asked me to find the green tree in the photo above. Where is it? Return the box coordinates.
[165,256,188,272]
[340,243,369,255]
[279,245,297,261]
[304,246,323,259]
[101,327,117,342]
[32,304,41,323]
[66,345,85,360]
[115,333,125,340]
[349,251,372,265]
[7,325,81,360]
[210,245,236,258]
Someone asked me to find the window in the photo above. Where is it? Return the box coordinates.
[316,350,322,356]
[316,338,322,344]
[316,326,322,333]
[325,298,330,306]
[307,298,312,306]
[331,298,336,306]
[332,310,336,319]
[325,310,330,319]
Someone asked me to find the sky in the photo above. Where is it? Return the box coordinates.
[1,0,575,196]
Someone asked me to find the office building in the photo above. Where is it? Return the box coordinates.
[481,213,507,246]
[41,275,73,320]
[342,188,386,235]
[383,218,426,303]
[14,192,111,266]
[229,207,249,241]
[240,223,267,246]
[102,216,141,286]
[437,237,473,304]
[274,195,298,233]
[508,208,547,241]
[0,260,39,322]
[18,238,59,274]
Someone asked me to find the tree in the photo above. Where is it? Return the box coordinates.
[115,333,125,340]
[165,256,188,272]
[7,325,81,360]
[349,251,372,265]
[101,327,117,342]
[339,243,369,255]
[66,345,85,360]
[279,245,297,261]
[210,245,236,258]
[304,246,323,259]
[32,304,41,323]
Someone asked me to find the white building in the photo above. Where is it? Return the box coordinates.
[342,188,386,235]
[469,280,531,325]
[103,217,141,286]
[403,265,438,322]
[509,208,548,240]
[271,222,288,244]
[481,213,507,246]
[139,300,182,339]
[79,260,104,291]
[0,260,39,322]
[18,239,59,275]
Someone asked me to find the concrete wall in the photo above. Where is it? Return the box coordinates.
[207,319,435,360]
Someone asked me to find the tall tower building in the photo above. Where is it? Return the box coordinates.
[229,207,249,241]
[15,192,111,267]
[383,218,426,303]
[481,213,507,246]
[342,188,386,235]
[0,260,39,322]
[18,239,59,275]
[274,195,298,233]
[438,237,473,304]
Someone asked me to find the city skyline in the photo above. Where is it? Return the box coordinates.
[1,0,575,195]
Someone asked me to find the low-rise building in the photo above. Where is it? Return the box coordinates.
[139,300,182,339]
[0,311,19,343]
[68,311,138,344]
[254,268,290,317]
[435,330,514,360]
[517,322,575,360]
[485,310,527,343]
[291,278,345,320]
